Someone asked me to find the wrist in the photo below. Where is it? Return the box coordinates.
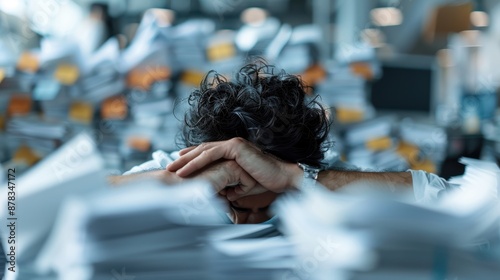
[158,169,184,185]
[284,162,304,190]
[296,163,323,191]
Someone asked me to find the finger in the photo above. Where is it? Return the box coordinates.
[178,146,197,156]
[167,147,208,171]
[233,182,254,195]
[167,149,200,171]
[234,167,258,193]
[234,183,267,196]
[171,138,259,175]
[167,142,220,172]
[176,146,229,177]
[203,161,256,193]
[226,185,268,201]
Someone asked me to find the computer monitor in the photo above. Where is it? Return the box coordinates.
[370,56,433,113]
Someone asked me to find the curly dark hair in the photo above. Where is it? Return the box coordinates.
[181,63,330,166]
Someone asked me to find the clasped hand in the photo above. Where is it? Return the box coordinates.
[167,137,302,200]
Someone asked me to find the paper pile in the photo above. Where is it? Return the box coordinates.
[316,66,375,124]
[398,119,447,172]
[7,116,67,140]
[275,158,500,280]
[1,133,293,280]
[208,233,295,280]
[33,180,224,280]
[0,133,107,279]
[341,117,407,171]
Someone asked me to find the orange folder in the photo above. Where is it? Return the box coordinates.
[181,70,206,87]
[13,145,41,166]
[126,66,171,90]
[101,96,128,120]
[8,94,32,117]
[127,136,151,152]
[69,101,94,124]
[207,42,236,62]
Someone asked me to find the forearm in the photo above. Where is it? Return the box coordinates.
[108,160,249,192]
[317,169,413,191]
[287,163,413,191]
[108,170,182,186]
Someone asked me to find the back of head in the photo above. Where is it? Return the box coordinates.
[182,62,330,166]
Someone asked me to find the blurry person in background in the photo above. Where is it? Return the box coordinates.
[111,62,450,224]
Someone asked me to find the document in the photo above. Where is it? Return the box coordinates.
[0,132,106,277]
[274,158,500,280]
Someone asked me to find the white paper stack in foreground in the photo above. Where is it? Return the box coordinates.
[276,159,500,280]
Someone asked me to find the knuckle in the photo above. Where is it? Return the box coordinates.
[198,142,208,150]
[231,137,245,145]
[206,148,219,160]
[200,149,210,158]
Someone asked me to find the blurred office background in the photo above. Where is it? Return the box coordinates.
[4,2,500,280]
[1,0,500,178]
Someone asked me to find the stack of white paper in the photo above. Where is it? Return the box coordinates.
[33,180,223,280]
[80,65,124,105]
[39,90,72,120]
[39,38,81,69]
[82,37,120,75]
[316,66,375,121]
[208,235,295,280]
[130,95,173,120]
[343,117,407,171]
[399,119,447,165]
[79,37,126,105]
[1,130,298,279]
[33,179,290,280]
[120,10,173,73]
[7,116,68,140]
[274,24,321,74]
[447,157,500,203]
[170,19,215,70]
[5,115,69,156]
[0,133,107,280]
[235,17,281,54]
[128,86,175,130]
[275,159,500,280]
[3,134,59,159]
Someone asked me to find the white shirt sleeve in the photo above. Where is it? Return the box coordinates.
[123,150,180,175]
[408,169,450,203]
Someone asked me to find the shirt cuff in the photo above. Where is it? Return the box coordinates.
[123,150,177,175]
[408,169,450,203]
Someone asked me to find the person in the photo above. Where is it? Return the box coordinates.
[110,63,450,223]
